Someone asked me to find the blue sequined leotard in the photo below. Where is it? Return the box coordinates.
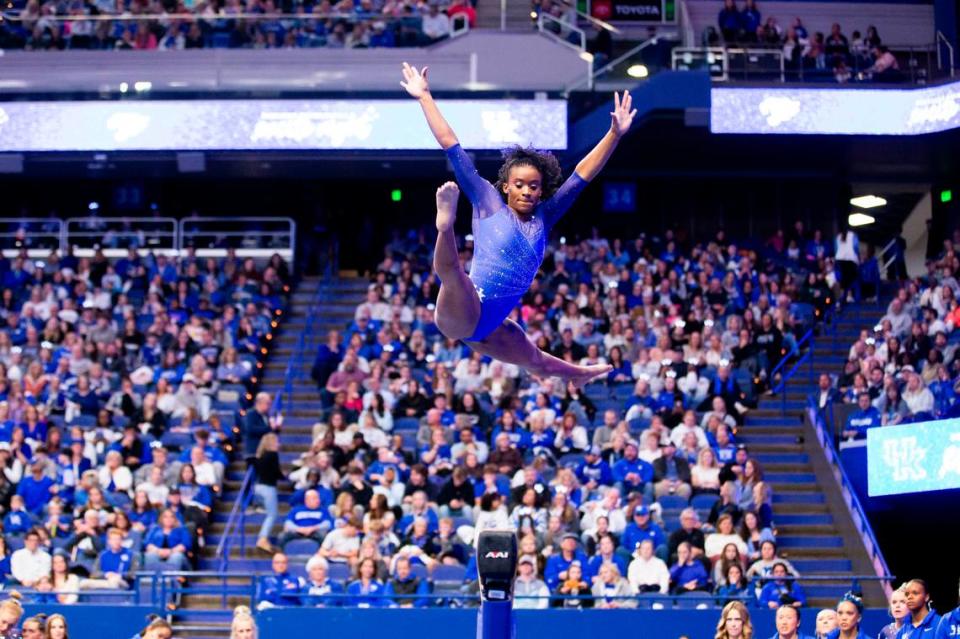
[445,144,588,342]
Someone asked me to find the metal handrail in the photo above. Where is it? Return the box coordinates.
[554,0,621,35]
[770,328,814,380]
[122,570,891,608]
[564,36,660,94]
[217,465,257,572]
[537,11,586,52]
[0,10,446,23]
[808,408,893,598]
[937,30,956,77]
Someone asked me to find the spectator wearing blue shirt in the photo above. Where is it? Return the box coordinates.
[91,528,139,588]
[347,557,386,608]
[843,393,881,441]
[759,563,807,609]
[3,495,33,537]
[258,552,305,609]
[397,491,439,535]
[669,541,710,594]
[717,0,741,41]
[576,446,613,497]
[585,534,628,583]
[934,585,960,639]
[278,489,333,550]
[143,508,191,572]
[544,533,590,590]
[621,505,668,560]
[740,0,761,41]
[304,555,345,607]
[17,458,57,516]
[612,442,654,502]
[896,579,941,639]
[826,592,870,639]
[242,392,278,459]
[770,602,817,639]
[384,556,431,608]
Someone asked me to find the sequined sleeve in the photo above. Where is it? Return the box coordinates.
[540,171,589,230]
[445,144,503,218]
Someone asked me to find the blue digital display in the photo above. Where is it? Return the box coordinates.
[603,182,637,213]
[866,418,960,496]
[0,99,567,152]
[711,79,960,135]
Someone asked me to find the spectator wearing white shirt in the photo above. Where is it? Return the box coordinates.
[98,450,133,497]
[451,427,489,464]
[627,539,669,595]
[355,288,391,323]
[902,371,934,416]
[670,411,709,449]
[422,4,451,42]
[11,529,52,587]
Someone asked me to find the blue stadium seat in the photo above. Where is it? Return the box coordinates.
[690,494,720,510]
[432,564,466,585]
[557,453,584,470]
[674,592,716,609]
[327,562,352,581]
[657,495,689,510]
[283,538,320,556]
[394,417,420,431]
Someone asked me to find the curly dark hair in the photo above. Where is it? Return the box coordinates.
[494,145,564,202]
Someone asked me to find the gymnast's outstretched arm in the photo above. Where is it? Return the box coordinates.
[573,90,637,181]
[401,62,458,150]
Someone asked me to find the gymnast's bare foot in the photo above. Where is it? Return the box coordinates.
[436,181,459,232]
[565,364,613,389]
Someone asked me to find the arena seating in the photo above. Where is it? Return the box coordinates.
[0,0,469,51]
[0,246,289,602]
[245,221,871,611]
[810,228,960,435]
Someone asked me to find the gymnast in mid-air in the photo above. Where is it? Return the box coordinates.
[401,62,636,386]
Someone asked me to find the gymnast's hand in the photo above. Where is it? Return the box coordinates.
[610,90,637,138]
[400,62,430,99]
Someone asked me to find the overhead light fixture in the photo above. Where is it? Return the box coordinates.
[848,212,875,227]
[850,195,886,209]
[627,64,649,78]
[88,201,100,211]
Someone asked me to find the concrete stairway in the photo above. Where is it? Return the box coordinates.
[170,274,369,638]
[743,301,889,609]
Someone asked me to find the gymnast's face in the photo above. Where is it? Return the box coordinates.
[502,164,543,216]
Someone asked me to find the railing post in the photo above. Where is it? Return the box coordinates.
[500,0,506,31]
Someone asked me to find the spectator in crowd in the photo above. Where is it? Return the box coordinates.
[759,562,807,609]
[384,556,430,608]
[653,441,692,499]
[257,552,304,610]
[515,554,550,609]
[144,509,191,572]
[278,488,332,550]
[304,555,345,607]
[253,432,283,553]
[627,538,669,595]
[591,562,636,609]
[347,557,386,608]
[843,392,881,440]
[11,529,51,587]
[669,541,709,594]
